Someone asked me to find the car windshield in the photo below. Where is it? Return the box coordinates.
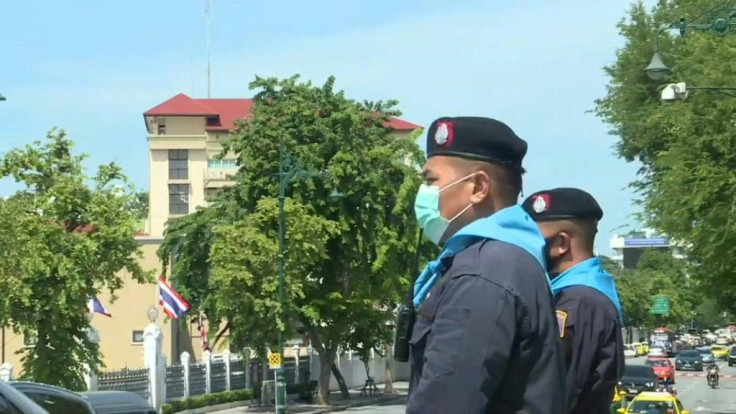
[712,346,725,351]
[697,349,713,355]
[646,360,671,367]
[628,400,675,414]
[678,351,698,357]
[624,365,655,377]
[730,347,736,355]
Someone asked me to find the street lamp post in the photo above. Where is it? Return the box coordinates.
[645,3,736,80]
[660,82,736,101]
[276,134,341,414]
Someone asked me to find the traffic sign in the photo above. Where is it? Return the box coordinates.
[268,352,282,369]
[650,295,670,315]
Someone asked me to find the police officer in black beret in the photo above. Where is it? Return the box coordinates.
[406,117,565,413]
[522,188,625,414]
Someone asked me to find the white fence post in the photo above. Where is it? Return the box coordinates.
[243,348,251,390]
[85,326,100,391]
[181,352,191,399]
[0,363,13,381]
[204,349,212,394]
[143,311,164,411]
[223,350,231,391]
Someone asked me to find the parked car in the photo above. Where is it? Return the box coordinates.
[645,357,675,384]
[729,346,736,367]
[619,365,659,398]
[696,347,715,364]
[9,382,155,414]
[0,381,48,414]
[675,350,703,371]
[649,346,666,357]
[624,344,637,358]
[80,391,156,414]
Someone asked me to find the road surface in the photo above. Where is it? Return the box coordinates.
[331,355,736,413]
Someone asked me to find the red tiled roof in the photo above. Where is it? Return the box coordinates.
[144,93,421,132]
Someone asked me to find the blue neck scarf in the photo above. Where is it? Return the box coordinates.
[413,205,548,308]
[550,257,625,324]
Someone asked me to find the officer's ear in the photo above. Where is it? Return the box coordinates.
[469,170,492,204]
[553,231,572,257]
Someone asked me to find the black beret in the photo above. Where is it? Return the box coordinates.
[521,188,603,222]
[426,117,527,172]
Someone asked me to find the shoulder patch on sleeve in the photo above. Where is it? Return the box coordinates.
[556,310,567,338]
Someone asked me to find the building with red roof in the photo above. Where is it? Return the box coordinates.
[144,94,421,236]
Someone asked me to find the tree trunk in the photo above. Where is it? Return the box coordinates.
[317,353,333,405]
[384,342,395,393]
[332,363,350,398]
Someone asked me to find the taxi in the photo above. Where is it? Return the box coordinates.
[711,344,729,360]
[616,391,690,414]
[635,342,649,356]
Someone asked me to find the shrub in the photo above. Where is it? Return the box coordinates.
[161,389,254,414]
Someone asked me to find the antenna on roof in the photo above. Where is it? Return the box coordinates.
[206,0,212,98]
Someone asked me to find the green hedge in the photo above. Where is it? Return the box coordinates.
[161,389,254,414]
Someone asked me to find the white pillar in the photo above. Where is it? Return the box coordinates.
[243,348,251,390]
[293,345,301,384]
[307,346,315,382]
[143,321,164,411]
[223,350,231,391]
[84,326,100,391]
[181,351,191,399]
[203,349,212,394]
[370,348,376,380]
[0,363,13,381]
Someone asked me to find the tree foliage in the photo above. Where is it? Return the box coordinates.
[595,0,736,311]
[608,251,699,329]
[0,130,150,390]
[159,75,434,403]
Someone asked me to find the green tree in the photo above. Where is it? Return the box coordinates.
[0,130,150,390]
[159,75,433,403]
[594,0,736,312]
[126,190,149,219]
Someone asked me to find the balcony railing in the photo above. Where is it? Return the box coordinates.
[205,168,238,186]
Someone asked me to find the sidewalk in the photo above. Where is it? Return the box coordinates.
[205,381,409,414]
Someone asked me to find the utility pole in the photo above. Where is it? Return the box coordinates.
[206,0,212,98]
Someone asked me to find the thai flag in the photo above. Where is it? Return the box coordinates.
[158,277,191,319]
[88,296,112,317]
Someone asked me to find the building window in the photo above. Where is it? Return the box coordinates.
[157,117,166,135]
[169,150,189,180]
[132,330,144,344]
[23,331,37,347]
[169,184,189,215]
[207,159,237,169]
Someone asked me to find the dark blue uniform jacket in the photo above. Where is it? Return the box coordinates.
[407,239,566,414]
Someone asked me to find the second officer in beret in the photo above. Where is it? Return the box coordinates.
[522,188,624,414]
[407,117,565,413]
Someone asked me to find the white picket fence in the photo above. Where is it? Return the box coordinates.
[0,324,410,412]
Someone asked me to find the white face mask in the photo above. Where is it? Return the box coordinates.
[414,173,476,244]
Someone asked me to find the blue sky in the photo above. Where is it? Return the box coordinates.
[0,0,652,253]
